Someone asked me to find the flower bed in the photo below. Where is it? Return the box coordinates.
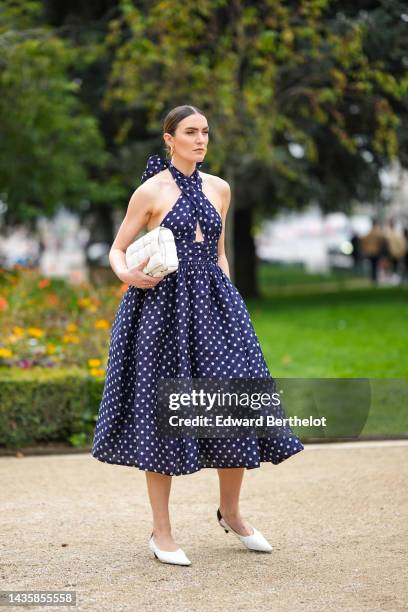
[0,266,127,449]
[0,266,127,374]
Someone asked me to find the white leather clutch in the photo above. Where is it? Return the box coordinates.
[125,226,179,278]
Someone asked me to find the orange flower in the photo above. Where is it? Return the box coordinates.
[62,334,79,344]
[90,367,105,377]
[47,293,59,306]
[28,327,44,338]
[38,278,50,288]
[94,319,109,330]
[62,334,80,344]
[78,297,92,308]
[0,297,8,311]
[88,358,101,367]
[120,283,129,294]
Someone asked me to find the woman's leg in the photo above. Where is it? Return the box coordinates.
[217,467,254,536]
[145,471,178,551]
[369,256,378,283]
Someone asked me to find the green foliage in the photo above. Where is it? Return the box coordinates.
[104,0,406,211]
[0,367,104,448]
[1,1,406,223]
[0,0,114,225]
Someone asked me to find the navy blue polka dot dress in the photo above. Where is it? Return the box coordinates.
[91,154,304,475]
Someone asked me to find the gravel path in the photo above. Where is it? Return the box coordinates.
[1,440,407,611]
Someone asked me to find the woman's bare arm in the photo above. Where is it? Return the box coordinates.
[109,182,164,289]
[216,179,231,279]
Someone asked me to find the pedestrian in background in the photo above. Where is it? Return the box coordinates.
[360,218,386,285]
[402,226,408,284]
[384,219,407,285]
[350,231,363,274]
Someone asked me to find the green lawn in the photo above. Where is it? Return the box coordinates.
[245,286,408,437]
[247,286,408,378]
[257,260,363,288]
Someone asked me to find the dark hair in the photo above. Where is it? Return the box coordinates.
[162,105,206,158]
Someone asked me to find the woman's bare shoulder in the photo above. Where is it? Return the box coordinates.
[130,168,171,202]
[200,171,231,201]
[137,168,172,191]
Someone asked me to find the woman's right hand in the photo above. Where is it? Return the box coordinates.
[118,257,164,289]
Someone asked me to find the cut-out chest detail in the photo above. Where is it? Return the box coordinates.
[142,155,223,248]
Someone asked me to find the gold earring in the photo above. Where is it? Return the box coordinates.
[170,144,174,155]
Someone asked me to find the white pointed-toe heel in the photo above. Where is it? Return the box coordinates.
[148,532,192,566]
[217,508,272,553]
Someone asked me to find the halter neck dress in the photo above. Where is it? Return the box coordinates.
[91,154,304,475]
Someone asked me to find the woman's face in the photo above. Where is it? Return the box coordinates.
[166,113,209,162]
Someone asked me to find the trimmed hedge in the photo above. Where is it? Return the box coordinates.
[0,367,104,448]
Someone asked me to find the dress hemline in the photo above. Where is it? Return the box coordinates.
[90,443,304,476]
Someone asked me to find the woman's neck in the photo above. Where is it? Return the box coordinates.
[170,156,196,177]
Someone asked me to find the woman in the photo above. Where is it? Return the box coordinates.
[91,104,304,566]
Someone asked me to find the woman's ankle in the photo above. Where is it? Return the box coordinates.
[152,526,173,537]
[219,506,240,519]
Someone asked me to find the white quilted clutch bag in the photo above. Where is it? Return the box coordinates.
[125,226,179,278]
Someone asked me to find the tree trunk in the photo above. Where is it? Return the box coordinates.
[233,206,259,298]
[224,164,258,297]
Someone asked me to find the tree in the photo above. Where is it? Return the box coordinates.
[0,0,119,228]
[103,0,406,295]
